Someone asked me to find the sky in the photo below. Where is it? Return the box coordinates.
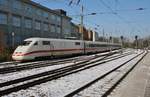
[32,0,150,39]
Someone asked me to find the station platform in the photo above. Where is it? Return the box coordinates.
[110,51,150,97]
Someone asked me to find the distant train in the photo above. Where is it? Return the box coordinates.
[12,38,121,61]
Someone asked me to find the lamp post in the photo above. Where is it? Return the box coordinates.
[12,32,15,49]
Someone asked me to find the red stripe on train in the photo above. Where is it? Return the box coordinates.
[13,48,100,56]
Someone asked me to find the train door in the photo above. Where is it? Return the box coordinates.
[50,41,54,57]
[42,41,53,57]
[83,41,86,54]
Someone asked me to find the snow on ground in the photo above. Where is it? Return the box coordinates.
[0,62,79,83]
[0,51,125,84]
[0,50,123,84]
[73,51,146,97]
[2,50,143,97]
[0,62,12,65]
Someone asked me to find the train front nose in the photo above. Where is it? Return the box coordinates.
[12,52,25,61]
[12,46,34,61]
[12,46,27,61]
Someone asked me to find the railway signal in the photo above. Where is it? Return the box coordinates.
[135,35,138,49]
[109,36,112,43]
[120,36,124,53]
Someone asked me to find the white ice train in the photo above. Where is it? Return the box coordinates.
[12,37,121,61]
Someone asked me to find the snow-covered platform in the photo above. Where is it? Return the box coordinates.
[111,51,150,97]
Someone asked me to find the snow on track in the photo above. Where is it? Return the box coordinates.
[73,51,146,97]
[2,50,143,97]
[0,62,79,83]
[0,51,119,83]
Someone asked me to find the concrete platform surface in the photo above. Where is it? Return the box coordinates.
[110,52,150,97]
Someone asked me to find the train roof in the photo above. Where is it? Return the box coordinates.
[24,37,82,42]
[24,37,121,45]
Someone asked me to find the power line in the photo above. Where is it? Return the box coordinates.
[98,0,131,24]
[69,0,81,6]
[97,0,145,38]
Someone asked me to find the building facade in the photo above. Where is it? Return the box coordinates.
[0,0,74,47]
[70,23,81,39]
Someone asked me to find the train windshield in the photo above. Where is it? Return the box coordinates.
[22,41,32,46]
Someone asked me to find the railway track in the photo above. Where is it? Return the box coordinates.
[0,50,115,66]
[0,61,19,67]
[64,51,147,97]
[0,51,133,96]
[0,50,122,74]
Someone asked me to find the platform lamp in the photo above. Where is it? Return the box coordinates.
[12,32,15,49]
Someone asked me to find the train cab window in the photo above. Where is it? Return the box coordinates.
[75,42,80,45]
[34,42,38,46]
[42,41,50,45]
[22,41,32,46]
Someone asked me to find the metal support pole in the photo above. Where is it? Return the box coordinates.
[80,5,84,40]
[102,28,105,42]
[80,5,85,54]
[12,32,15,49]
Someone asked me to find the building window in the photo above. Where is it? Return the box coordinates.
[51,25,55,33]
[43,23,49,31]
[56,26,61,33]
[43,11,48,19]
[56,16,61,23]
[0,13,7,24]
[36,8,42,16]
[25,18,32,29]
[0,0,8,6]
[12,16,21,27]
[35,21,41,30]
[51,14,56,21]
[24,3,32,13]
[12,0,22,10]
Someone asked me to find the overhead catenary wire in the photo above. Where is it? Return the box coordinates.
[98,0,131,24]
[69,0,81,6]
[97,0,145,38]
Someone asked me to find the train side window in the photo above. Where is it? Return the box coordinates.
[34,42,38,46]
[22,41,32,46]
[75,42,80,45]
[43,41,50,45]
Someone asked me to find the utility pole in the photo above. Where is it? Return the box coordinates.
[79,5,85,54]
[80,5,84,40]
[102,28,105,42]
